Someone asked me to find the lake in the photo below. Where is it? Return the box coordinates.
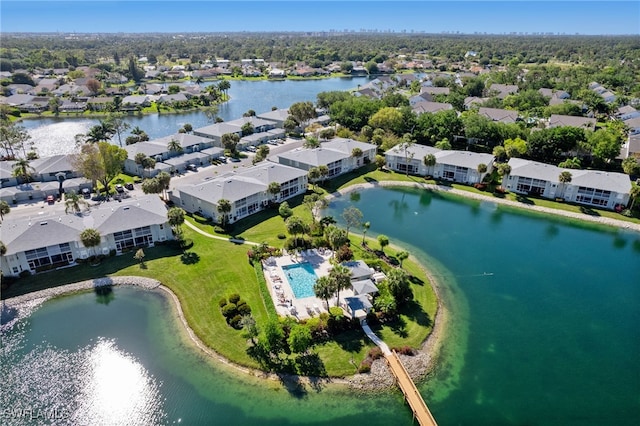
[326,186,640,425]
[18,77,368,157]
[2,185,639,425]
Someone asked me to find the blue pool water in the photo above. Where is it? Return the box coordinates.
[282,263,318,299]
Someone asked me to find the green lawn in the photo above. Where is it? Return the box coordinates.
[6,164,633,378]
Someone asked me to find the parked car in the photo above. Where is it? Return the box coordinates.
[246,146,257,152]
[115,184,124,193]
[219,156,227,162]
[124,183,134,190]
[187,164,198,171]
[229,157,241,163]
[46,195,55,205]
[81,188,91,198]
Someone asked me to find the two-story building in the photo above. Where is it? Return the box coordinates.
[1,195,173,276]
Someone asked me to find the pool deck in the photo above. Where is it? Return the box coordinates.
[263,249,356,319]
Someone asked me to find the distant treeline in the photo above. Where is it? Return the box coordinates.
[2,32,639,71]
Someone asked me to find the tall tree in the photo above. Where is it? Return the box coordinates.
[285,215,308,246]
[0,200,10,221]
[288,101,316,132]
[361,221,370,245]
[329,264,352,307]
[12,158,35,183]
[80,228,101,256]
[399,133,415,176]
[377,234,389,254]
[558,171,573,199]
[341,206,363,239]
[105,114,130,148]
[307,167,321,189]
[0,120,31,159]
[64,191,88,214]
[267,182,281,203]
[167,206,186,237]
[167,138,183,154]
[423,153,436,177]
[216,199,232,228]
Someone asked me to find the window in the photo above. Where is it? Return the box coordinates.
[442,164,468,182]
[515,177,546,195]
[114,226,153,251]
[576,187,611,207]
[25,243,73,270]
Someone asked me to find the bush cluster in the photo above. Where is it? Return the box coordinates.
[219,294,252,329]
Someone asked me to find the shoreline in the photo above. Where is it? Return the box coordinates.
[326,180,640,233]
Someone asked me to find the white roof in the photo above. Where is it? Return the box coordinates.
[1,195,167,255]
[508,158,631,193]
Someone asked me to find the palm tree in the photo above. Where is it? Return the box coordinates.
[329,264,352,307]
[307,167,321,190]
[167,206,186,237]
[80,228,101,256]
[218,80,231,98]
[361,221,370,246]
[0,200,10,221]
[400,133,415,176]
[167,138,183,155]
[377,234,389,254]
[318,165,329,186]
[217,199,232,228]
[628,183,640,210]
[397,251,409,267]
[477,163,488,183]
[285,216,308,247]
[267,182,281,203]
[12,158,35,183]
[313,275,335,311]
[156,171,171,200]
[0,240,6,256]
[64,191,88,214]
[558,171,572,199]
[423,154,436,177]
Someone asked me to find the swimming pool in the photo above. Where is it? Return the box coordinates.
[282,263,318,299]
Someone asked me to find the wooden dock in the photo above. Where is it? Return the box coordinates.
[385,351,438,426]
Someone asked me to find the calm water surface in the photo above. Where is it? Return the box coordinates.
[19,77,367,157]
[326,186,640,425]
[1,287,411,425]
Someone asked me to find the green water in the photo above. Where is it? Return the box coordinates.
[2,186,639,425]
[1,287,412,425]
[327,186,640,425]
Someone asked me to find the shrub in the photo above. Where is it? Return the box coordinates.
[19,270,32,278]
[311,236,328,248]
[277,233,286,240]
[284,236,311,251]
[358,358,372,373]
[228,293,241,304]
[218,297,227,308]
[278,201,293,218]
[335,244,353,262]
[393,346,416,356]
[221,303,237,318]
[368,346,384,360]
[229,315,243,329]
[214,225,225,233]
[180,238,194,250]
[238,303,252,316]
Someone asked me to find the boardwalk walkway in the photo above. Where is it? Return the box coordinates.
[362,322,438,426]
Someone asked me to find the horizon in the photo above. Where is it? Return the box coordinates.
[1,1,639,36]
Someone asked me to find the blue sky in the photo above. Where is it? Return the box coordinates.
[1,1,638,35]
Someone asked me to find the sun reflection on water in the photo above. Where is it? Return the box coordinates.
[1,333,166,426]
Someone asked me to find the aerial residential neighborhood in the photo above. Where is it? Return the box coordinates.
[1,3,639,423]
